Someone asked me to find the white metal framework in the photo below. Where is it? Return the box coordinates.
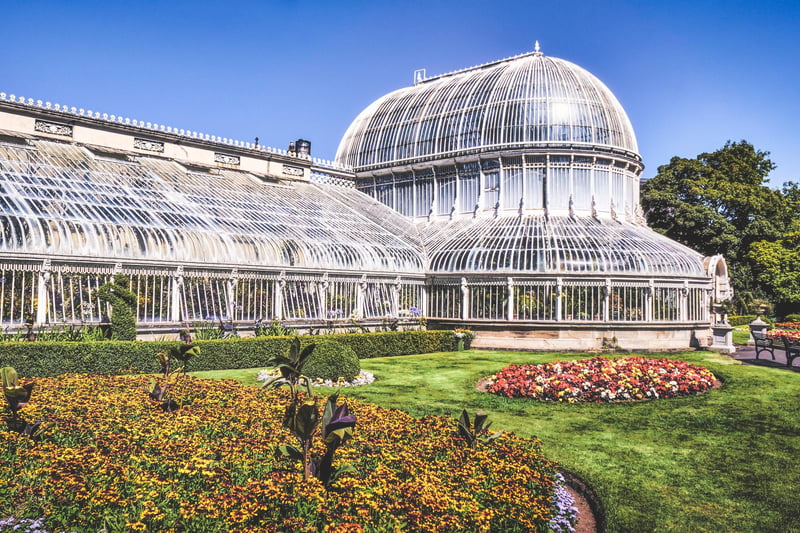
[0,46,722,344]
[334,47,717,338]
[336,50,638,170]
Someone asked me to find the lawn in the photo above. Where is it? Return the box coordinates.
[193,350,800,532]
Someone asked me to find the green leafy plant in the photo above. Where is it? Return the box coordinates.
[277,392,357,486]
[261,337,316,400]
[255,318,293,337]
[149,343,200,412]
[1,366,33,420]
[1,366,43,437]
[456,409,502,449]
[96,274,137,340]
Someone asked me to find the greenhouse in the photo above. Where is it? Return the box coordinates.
[335,45,731,350]
[0,44,731,350]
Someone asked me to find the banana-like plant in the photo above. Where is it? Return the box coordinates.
[1,366,33,419]
[457,409,503,449]
[149,343,201,412]
[262,337,316,401]
[277,392,356,486]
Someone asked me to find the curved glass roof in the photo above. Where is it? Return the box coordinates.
[418,215,706,276]
[337,50,638,170]
[0,140,423,273]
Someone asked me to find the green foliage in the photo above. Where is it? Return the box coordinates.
[728,315,758,327]
[277,392,357,486]
[641,141,798,298]
[1,366,33,419]
[785,313,800,323]
[270,338,358,487]
[0,330,460,378]
[255,319,293,337]
[749,231,800,313]
[343,350,800,531]
[456,409,502,449]
[150,343,200,412]
[96,274,137,341]
[1,324,107,342]
[262,337,316,400]
[302,340,360,382]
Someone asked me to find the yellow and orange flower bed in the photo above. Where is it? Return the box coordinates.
[487,357,716,402]
[769,323,800,343]
[1,375,560,532]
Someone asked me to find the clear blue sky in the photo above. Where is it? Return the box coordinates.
[2,0,797,187]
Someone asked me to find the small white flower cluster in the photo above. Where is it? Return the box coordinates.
[257,369,375,387]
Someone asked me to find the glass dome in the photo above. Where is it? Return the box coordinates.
[418,216,706,275]
[336,48,639,171]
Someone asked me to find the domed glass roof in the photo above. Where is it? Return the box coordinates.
[336,48,639,170]
[419,216,706,276]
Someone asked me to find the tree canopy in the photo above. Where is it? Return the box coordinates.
[641,140,799,313]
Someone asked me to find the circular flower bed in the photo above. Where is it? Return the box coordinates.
[487,357,716,403]
[1,374,567,532]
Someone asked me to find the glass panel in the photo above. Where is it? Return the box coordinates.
[513,282,557,321]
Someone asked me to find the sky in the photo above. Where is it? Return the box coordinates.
[1,0,798,187]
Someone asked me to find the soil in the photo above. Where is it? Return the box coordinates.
[562,472,602,533]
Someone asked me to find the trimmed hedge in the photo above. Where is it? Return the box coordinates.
[303,340,361,381]
[0,330,461,378]
[729,315,758,327]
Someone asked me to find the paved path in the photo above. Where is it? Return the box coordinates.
[730,343,800,372]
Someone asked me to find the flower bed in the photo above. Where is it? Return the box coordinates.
[1,374,567,532]
[487,357,716,403]
[767,329,800,342]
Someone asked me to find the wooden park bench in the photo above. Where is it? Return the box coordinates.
[753,331,800,367]
[753,331,777,361]
[781,336,800,367]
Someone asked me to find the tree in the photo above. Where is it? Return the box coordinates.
[749,232,800,315]
[641,140,794,296]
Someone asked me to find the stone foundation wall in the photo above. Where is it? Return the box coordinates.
[429,320,712,352]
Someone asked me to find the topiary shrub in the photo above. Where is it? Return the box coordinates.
[96,274,137,341]
[302,341,360,382]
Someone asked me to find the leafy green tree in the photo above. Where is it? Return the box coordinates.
[642,141,794,296]
[749,232,800,315]
[96,274,137,340]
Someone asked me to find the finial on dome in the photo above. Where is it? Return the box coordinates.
[534,40,542,56]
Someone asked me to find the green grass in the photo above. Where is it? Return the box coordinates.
[732,324,751,344]
[193,350,800,532]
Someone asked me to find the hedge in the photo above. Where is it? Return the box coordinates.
[0,330,464,378]
[728,315,758,327]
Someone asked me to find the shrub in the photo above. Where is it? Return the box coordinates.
[96,274,137,340]
[302,340,360,381]
[728,315,758,326]
[0,331,460,377]
[784,313,800,323]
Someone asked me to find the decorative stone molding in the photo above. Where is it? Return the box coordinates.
[34,119,72,137]
[282,165,304,177]
[214,153,240,166]
[133,138,165,153]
